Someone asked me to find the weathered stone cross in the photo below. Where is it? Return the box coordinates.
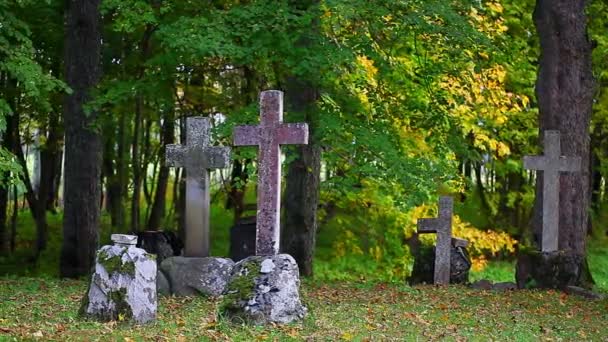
[165,117,231,257]
[233,90,309,255]
[417,196,453,285]
[523,130,581,252]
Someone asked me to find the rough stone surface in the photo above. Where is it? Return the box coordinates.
[160,256,234,297]
[233,90,309,256]
[165,117,231,257]
[220,254,307,325]
[408,243,471,285]
[416,197,454,285]
[516,250,587,289]
[157,270,171,296]
[523,130,581,252]
[493,282,517,291]
[471,279,493,290]
[137,231,180,263]
[81,243,157,324]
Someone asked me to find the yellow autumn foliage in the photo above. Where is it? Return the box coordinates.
[412,204,518,271]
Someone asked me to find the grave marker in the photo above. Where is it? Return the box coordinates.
[166,117,230,257]
[417,196,453,285]
[233,90,309,255]
[523,130,581,252]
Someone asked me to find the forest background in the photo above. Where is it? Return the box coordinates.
[0,0,607,289]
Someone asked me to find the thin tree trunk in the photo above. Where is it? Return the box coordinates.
[130,99,143,232]
[0,185,8,255]
[114,110,127,229]
[60,0,103,278]
[147,111,175,231]
[10,185,18,252]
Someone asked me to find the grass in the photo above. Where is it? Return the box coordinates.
[1,197,608,340]
[1,277,607,341]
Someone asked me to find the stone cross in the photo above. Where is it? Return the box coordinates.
[111,234,137,247]
[417,196,453,285]
[523,130,581,252]
[166,117,231,257]
[233,90,309,255]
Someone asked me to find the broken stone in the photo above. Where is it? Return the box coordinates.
[160,256,234,297]
[493,282,517,291]
[220,254,307,325]
[471,279,493,290]
[157,270,171,296]
[80,236,157,324]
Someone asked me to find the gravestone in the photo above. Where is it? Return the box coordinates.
[224,90,308,324]
[166,117,231,257]
[408,236,471,285]
[523,130,581,252]
[136,231,182,264]
[233,90,308,255]
[229,216,257,262]
[80,234,157,324]
[417,196,454,285]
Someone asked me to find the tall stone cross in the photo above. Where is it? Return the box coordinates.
[165,117,231,257]
[233,90,309,255]
[523,130,581,252]
[417,196,453,285]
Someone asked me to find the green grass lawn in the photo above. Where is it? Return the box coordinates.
[1,203,608,340]
[0,278,607,341]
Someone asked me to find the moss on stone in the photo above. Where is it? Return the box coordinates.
[98,248,136,277]
[219,259,261,319]
[108,288,133,321]
[78,282,92,317]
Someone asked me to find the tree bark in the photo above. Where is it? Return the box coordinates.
[130,99,143,232]
[281,80,321,277]
[516,0,595,288]
[147,111,175,231]
[60,0,103,278]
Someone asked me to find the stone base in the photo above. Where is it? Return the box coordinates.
[80,244,157,324]
[229,217,256,262]
[516,250,589,289]
[220,254,307,325]
[159,256,234,297]
[408,244,471,285]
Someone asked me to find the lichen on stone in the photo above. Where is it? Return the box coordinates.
[219,259,260,318]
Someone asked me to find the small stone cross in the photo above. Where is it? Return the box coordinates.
[233,90,309,255]
[166,117,231,257]
[417,196,453,285]
[523,130,581,252]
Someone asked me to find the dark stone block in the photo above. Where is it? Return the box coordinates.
[229,216,256,262]
[516,250,587,289]
[136,231,183,263]
[408,240,471,285]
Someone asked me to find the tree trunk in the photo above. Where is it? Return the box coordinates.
[10,186,18,252]
[147,111,175,231]
[42,113,63,213]
[60,0,103,278]
[130,99,143,232]
[0,185,8,255]
[281,79,321,277]
[516,0,595,289]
